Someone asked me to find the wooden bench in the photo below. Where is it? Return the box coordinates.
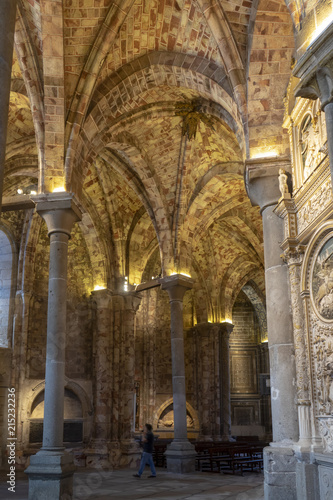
[195,442,264,475]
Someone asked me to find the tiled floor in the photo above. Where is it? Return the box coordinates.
[0,468,264,500]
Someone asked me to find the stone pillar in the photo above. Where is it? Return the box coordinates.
[259,342,272,439]
[294,23,333,189]
[219,322,233,441]
[25,193,81,500]
[112,292,141,468]
[274,198,320,498]
[160,274,196,473]
[0,0,17,208]
[87,288,112,468]
[0,348,12,467]
[246,158,299,499]
[195,323,221,441]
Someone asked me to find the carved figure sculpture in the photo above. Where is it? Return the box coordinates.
[301,115,322,180]
[278,168,289,197]
[158,410,194,428]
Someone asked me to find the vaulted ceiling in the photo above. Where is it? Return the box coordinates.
[5,0,298,321]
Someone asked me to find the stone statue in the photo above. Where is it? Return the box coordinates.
[301,115,322,180]
[278,168,289,197]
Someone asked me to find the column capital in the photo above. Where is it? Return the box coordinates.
[195,322,221,337]
[112,291,142,312]
[219,322,234,338]
[293,24,333,109]
[160,274,194,301]
[281,244,306,266]
[91,288,113,308]
[245,156,291,213]
[31,192,82,236]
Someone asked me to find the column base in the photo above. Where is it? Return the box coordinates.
[25,450,75,500]
[85,440,110,468]
[120,439,141,468]
[264,445,297,500]
[165,440,196,473]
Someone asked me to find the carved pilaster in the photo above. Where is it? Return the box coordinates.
[274,196,298,241]
[283,247,312,446]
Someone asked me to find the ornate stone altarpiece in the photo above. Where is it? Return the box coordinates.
[275,87,333,453]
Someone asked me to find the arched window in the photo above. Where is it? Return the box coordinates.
[0,228,14,348]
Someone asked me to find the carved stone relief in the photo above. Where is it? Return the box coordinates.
[319,465,333,500]
[297,179,333,233]
[318,417,333,453]
[287,255,310,402]
[304,232,333,453]
[311,236,333,321]
[157,406,194,429]
[300,113,323,180]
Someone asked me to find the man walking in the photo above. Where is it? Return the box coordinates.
[133,423,156,478]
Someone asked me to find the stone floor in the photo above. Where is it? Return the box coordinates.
[0,468,264,500]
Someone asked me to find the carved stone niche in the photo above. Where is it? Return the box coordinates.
[153,399,199,436]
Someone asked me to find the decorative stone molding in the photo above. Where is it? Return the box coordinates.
[31,192,82,237]
[295,63,333,110]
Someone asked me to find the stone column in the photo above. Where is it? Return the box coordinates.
[219,322,233,441]
[87,288,112,468]
[25,193,81,500]
[112,292,141,468]
[160,274,196,473]
[0,0,17,208]
[246,157,299,499]
[294,23,333,188]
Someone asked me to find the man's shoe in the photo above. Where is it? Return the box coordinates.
[133,474,140,478]
[148,475,156,478]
